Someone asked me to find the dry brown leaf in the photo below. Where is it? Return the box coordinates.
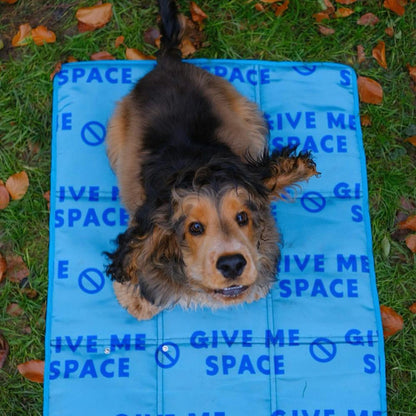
[357,12,379,26]
[318,25,335,36]
[360,114,372,127]
[5,171,29,200]
[385,27,394,37]
[405,136,416,146]
[336,0,356,3]
[67,56,78,63]
[357,76,383,104]
[372,41,387,69]
[254,3,266,11]
[322,0,335,13]
[50,62,62,81]
[380,305,404,338]
[75,3,113,31]
[114,35,124,48]
[335,7,354,17]
[405,234,416,253]
[144,27,160,46]
[398,215,416,231]
[407,64,416,83]
[409,303,416,314]
[384,0,405,15]
[31,25,56,46]
[5,255,29,283]
[0,182,10,210]
[190,1,208,24]
[90,51,115,61]
[11,23,32,47]
[357,44,366,64]
[0,334,9,369]
[125,48,155,60]
[273,0,289,16]
[0,0,18,3]
[6,303,24,317]
[179,37,196,57]
[0,253,7,283]
[21,288,39,299]
[17,360,44,383]
[313,12,331,22]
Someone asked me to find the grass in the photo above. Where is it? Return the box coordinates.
[0,0,415,414]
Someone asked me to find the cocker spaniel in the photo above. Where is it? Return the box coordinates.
[105,0,318,320]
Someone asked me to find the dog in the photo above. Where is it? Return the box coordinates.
[105,0,318,320]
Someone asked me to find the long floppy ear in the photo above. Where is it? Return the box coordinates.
[253,146,319,199]
[104,203,186,308]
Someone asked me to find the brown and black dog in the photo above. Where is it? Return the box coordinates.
[105,0,318,320]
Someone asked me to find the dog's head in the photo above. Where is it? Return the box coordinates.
[105,146,318,310]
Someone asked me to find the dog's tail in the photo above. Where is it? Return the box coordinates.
[157,0,183,60]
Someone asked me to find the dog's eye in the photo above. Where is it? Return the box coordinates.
[189,222,205,236]
[236,211,249,226]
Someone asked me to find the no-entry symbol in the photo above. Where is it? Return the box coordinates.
[301,191,326,213]
[309,337,337,363]
[81,121,106,146]
[78,268,105,294]
[155,342,180,369]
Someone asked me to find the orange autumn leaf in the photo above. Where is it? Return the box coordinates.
[357,76,383,104]
[75,3,113,31]
[357,44,366,64]
[274,0,289,16]
[0,0,18,3]
[385,27,394,37]
[67,56,78,63]
[313,12,331,22]
[398,215,416,231]
[5,255,30,283]
[11,23,32,47]
[335,7,354,17]
[407,64,416,83]
[405,136,416,146]
[318,25,335,35]
[322,0,335,13]
[405,234,416,253]
[0,253,7,283]
[0,334,9,370]
[360,114,372,127]
[17,360,44,383]
[31,25,56,45]
[90,51,115,61]
[384,0,405,15]
[372,41,387,69]
[115,35,125,48]
[0,181,10,210]
[357,13,379,26]
[409,303,416,314]
[190,1,208,24]
[336,0,356,3]
[125,48,155,60]
[255,3,265,11]
[50,61,62,81]
[5,171,29,200]
[380,305,404,338]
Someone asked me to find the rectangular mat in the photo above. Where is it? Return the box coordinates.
[45,60,387,416]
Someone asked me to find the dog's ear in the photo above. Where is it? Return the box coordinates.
[251,146,319,200]
[104,203,186,308]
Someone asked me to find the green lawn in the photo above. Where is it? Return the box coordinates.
[0,1,415,414]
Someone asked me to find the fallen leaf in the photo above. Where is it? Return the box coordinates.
[5,171,29,200]
[405,234,416,252]
[125,48,155,60]
[21,288,38,299]
[407,64,416,83]
[360,114,372,126]
[405,136,416,146]
[190,1,208,25]
[384,0,405,15]
[6,303,24,317]
[357,44,366,64]
[273,0,290,16]
[11,23,32,47]
[90,51,115,61]
[50,62,62,81]
[409,303,416,314]
[313,12,331,22]
[261,0,281,2]
[75,3,113,32]
[385,27,394,37]
[77,22,96,33]
[380,305,404,338]
[335,7,354,17]
[357,13,379,26]
[179,37,196,57]
[336,0,356,3]
[398,215,416,231]
[0,334,9,369]
[318,25,335,35]
[114,35,124,48]
[0,182,10,210]
[0,0,18,3]
[67,56,78,63]
[144,27,160,46]
[17,360,44,383]
[321,0,335,13]
[372,41,387,69]
[357,76,383,104]
[254,3,266,11]
[0,253,7,283]
[5,255,29,283]
[31,25,56,46]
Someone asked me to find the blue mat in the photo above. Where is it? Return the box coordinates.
[45,60,387,416]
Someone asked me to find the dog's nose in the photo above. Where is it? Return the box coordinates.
[216,254,247,279]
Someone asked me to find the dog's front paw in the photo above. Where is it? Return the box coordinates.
[113,281,162,320]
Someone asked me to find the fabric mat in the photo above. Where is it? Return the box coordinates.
[44,60,387,416]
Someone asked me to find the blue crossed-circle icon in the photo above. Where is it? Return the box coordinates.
[301,191,326,213]
[78,268,105,294]
[309,337,337,363]
[81,121,106,146]
[155,342,180,369]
